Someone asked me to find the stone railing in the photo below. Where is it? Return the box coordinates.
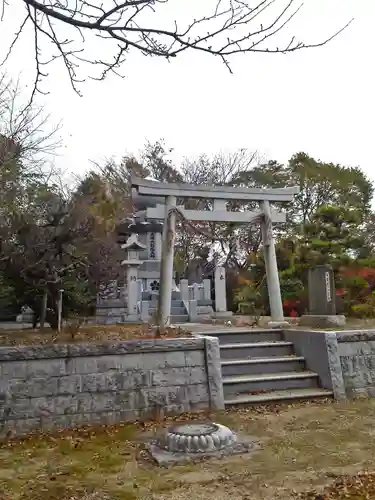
[188,283,203,301]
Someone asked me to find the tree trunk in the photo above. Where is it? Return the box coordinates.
[57,289,63,332]
[40,290,48,330]
[46,309,58,330]
[32,312,38,329]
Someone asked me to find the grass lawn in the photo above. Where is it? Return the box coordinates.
[1,398,375,500]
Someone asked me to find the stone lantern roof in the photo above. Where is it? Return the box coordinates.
[121,233,147,251]
[117,220,163,238]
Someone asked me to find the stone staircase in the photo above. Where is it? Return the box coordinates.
[145,291,189,324]
[198,328,333,406]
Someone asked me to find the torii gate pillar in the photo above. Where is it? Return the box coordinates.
[260,200,287,327]
[158,195,176,329]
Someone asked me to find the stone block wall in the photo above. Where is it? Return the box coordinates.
[95,302,127,324]
[0,337,224,437]
[336,330,375,398]
[283,329,334,391]
[286,329,375,401]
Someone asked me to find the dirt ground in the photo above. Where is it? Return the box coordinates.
[1,398,375,500]
[2,315,375,347]
[233,315,375,331]
[0,324,192,346]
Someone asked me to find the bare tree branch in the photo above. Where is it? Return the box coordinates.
[0,0,352,101]
[0,74,61,170]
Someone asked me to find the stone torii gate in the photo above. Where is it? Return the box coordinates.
[131,176,299,327]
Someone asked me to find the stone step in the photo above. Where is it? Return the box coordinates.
[223,371,319,397]
[149,307,187,315]
[197,299,213,306]
[141,293,182,301]
[148,300,184,307]
[96,307,127,316]
[198,328,283,344]
[197,306,214,315]
[172,300,184,306]
[171,307,187,315]
[224,388,333,406]
[220,341,294,360]
[170,314,189,324]
[220,356,306,376]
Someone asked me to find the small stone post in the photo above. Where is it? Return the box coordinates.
[192,283,200,301]
[155,232,162,260]
[140,300,149,322]
[259,200,285,326]
[57,289,64,333]
[214,266,227,313]
[188,300,198,322]
[203,279,211,301]
[179,279,189,302]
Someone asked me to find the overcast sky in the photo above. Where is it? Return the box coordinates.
[1,1,374,179]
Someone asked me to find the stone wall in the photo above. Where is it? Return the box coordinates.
[95,300,127,324]
[336,330,375,398]
[286,329,375,401]
[283,330,334,391]
[0,337,224,437]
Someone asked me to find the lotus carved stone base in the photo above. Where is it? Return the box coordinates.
[147,422,257,466]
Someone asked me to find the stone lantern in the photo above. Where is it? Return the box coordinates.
[121,233,146,321]
[118,219,163,293]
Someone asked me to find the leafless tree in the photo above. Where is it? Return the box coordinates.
[1,1,352,102]
[176,149,263,270]
[181,148,259,186]
[0,74,61,170]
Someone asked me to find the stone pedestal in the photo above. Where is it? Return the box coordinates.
[147,422,257,466]
[126,278,139,320]
[267,320,291,329]
[299,314,346,328]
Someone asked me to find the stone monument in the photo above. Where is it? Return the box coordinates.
[300,264,346,328]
